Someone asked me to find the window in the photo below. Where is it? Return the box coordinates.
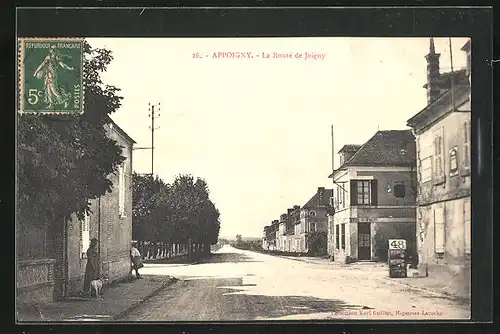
[433,127,445,184]
[434,206,445,254]
[420,157,433,182]
[335,225,340,249]
[81,214,90,259]
[341,224,346,249]
[350,180,378,206]
[118,163,125,217]
[464,199,471,255]
[393,184,406,198]
[449,147,458,176]
[357,181,370,204]
[309,210,316,217]
[463,120,471,172]
[310,222,316,232]
[335,187,340,209]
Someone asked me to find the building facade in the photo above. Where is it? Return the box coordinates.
[64,120,135,297]
[293,187,332,255]
[328,132,418,264]
[406,38,471,299]
[17,119,135,303]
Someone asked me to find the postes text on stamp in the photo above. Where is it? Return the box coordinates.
[18,38,85,115]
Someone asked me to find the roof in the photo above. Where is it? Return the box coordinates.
[338,144,361,153]
[106,116,137,144]
[302,188,333,209]
[407,83,470,130]
[330,130,415,172]
[423,69,468,91]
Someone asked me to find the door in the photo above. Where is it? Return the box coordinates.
[358,223,371,260]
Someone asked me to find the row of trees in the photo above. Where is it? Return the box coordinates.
[132,173,221,262]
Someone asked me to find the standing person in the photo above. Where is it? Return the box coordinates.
[81,238,100,297]
[131,242,144,279]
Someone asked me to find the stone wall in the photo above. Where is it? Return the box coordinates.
[17,259,56,305]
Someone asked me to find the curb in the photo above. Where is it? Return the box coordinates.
[110,277,178,321]
[378,277,470,303]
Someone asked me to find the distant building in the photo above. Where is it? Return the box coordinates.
[292,187,332,255]
[262,226,271,250]
[406,38,471,299]
[327,130,417,263]
[17,119,135,303]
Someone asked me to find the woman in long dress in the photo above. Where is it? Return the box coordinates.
[82,238,100,297]
[33,46,74,109]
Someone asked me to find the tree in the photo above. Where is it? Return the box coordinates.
[236,235,242,245]
[18,41,125,228]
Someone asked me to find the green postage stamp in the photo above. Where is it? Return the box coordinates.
[18,38,85,115]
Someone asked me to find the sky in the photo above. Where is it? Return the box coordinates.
[87,37,469,239]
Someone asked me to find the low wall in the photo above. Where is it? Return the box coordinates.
[17,259,56,305]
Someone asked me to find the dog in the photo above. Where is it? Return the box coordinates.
[90,276,109,299]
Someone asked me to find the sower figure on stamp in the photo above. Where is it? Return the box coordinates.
[81,238,100,297]
[33,45,74,109]
[131,242,144,279]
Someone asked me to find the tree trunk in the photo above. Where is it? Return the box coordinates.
[188,239,192,262]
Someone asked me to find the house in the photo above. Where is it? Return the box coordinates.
[17,118,135,303]
[327,131,417,264]
[262,226,271,250]
[267,220,279,251]
[293,188,332,255]
[276,213,289,252]
[406,38,471,299]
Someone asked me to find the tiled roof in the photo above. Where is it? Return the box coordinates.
[302,188,333,209]
[341,130,416,167]
[338,144,361,153]
[423,69,468,91]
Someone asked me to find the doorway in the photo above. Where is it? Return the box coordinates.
[358,223,371,261]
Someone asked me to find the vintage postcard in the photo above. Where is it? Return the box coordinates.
[14,4,489,324]
[18,37,84,115]
[16,35,473,322]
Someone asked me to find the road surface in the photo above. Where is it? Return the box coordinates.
[121,245,470,321]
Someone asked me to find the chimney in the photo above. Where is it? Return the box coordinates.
[425,37,441,105]
[461,39,471,92]
[317,187,325,205]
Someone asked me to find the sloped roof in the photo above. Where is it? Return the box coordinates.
[302,188,333,209]
[340,130,416,167]
[407,83,470,130]
[338,144,361,153]
[423,69,468,91]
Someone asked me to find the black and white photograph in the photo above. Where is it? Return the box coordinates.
[14,7,490,324]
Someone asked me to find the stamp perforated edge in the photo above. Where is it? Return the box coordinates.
[17,37,86,116]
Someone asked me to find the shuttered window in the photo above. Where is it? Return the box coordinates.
[434,206,445,254]
[463,120,471,172]
[464,199,471,254]
[350,180,377,206]
[433,127,445,183]
[335,225,340,250]
[449,147,458,176]
[341,224,346,250]
[118,163,125,217]
[81,214,90,259]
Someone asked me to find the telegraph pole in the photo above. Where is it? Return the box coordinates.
[148,102,161,176]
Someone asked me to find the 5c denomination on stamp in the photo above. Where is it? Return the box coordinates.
[18,38,85,115]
